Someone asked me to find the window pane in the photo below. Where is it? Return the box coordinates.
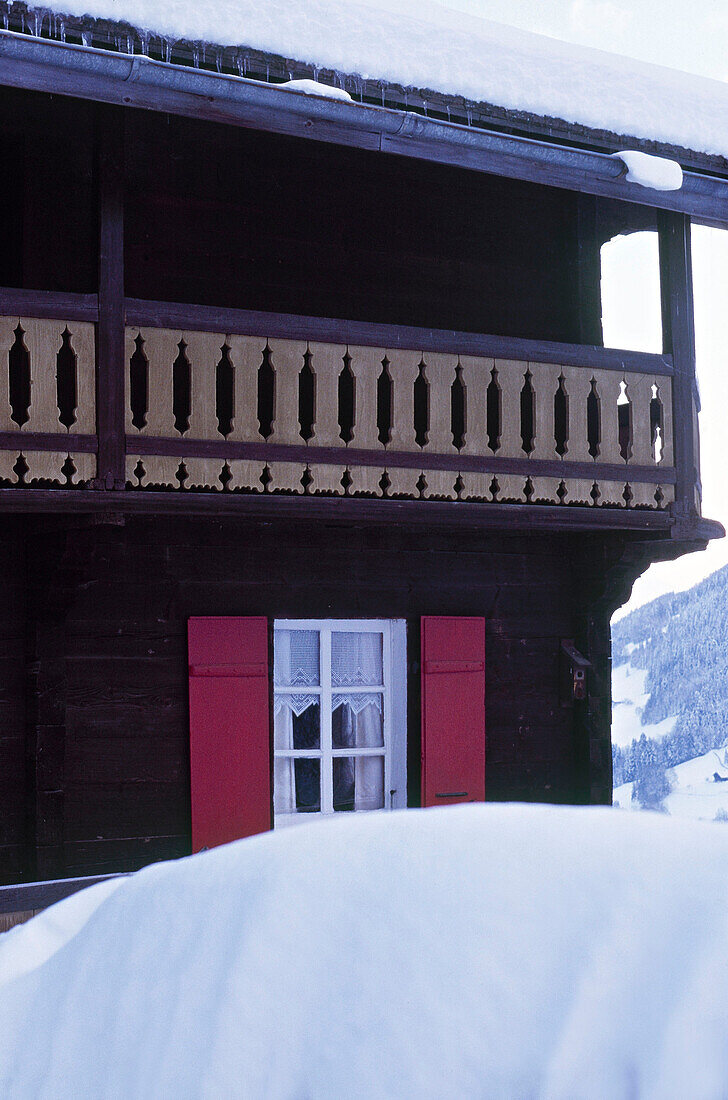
[274,699,320,750]
[333,756,384,812]
[274,757,321,814]
[332,696,384,749]
[274,630,319,686]
[331,632,383,687]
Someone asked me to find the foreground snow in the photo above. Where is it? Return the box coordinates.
[3,805,728,1098]
[30,0,728,159]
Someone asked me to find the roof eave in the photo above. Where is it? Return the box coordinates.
[1,31,727,226]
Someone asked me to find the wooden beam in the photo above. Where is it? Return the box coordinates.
[0,432,97,452]
[0,288,99,322]
[94,106,126,490]
[125,435,676,486]
[125,298,673,376]
[0,485,685,533]
[658,211,699,524]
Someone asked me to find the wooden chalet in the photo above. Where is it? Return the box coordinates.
[0,1,724,885]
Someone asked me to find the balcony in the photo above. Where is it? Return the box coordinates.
[0,292,687,531]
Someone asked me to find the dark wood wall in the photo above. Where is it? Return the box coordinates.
[0,529,26,883]
[0,513,623,884]
[0,86,623,343]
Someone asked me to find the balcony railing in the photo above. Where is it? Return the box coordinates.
[0,293,689,522]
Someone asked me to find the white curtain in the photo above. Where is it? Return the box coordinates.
[332,632,384,811]
[274,630,320,815]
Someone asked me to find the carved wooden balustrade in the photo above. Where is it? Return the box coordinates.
[123,327,675,510]
[0,308,681,515]
[0,315,97,487]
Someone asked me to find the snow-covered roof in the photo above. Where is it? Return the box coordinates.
[3,0,728,169]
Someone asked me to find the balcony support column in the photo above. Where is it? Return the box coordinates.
[94,106,126,490]
[658,211,699,527]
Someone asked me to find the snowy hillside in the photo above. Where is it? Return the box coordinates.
[612,563,728,818]
[5,805,728,1097]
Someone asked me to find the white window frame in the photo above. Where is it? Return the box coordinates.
[273,618,407,827]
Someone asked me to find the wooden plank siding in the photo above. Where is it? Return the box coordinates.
[0,511,656,882]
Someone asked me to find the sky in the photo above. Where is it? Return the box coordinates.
[437,0,728,618]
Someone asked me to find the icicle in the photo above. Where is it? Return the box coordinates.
[139,30,150,57]
[422,98,428,116]
[192,43,200,68]
[81,29,91,47]
[466,105,473,126]
[215,48,223,73]
[163,37,172,63]
[312,65,320,82]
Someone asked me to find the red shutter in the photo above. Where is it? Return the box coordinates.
[421,616,486,807]
[188,617,271,851]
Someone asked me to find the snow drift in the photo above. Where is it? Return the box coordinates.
[2,804,728,1098]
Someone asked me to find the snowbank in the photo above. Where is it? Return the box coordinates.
[3,804,728,1097]
[25,0,728,160]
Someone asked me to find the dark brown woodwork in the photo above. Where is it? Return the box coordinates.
[0,432,98,453]
[124,298,672,376]
[658,211,699,524]
[0,288,99,322]
[0,485,692,533]
[95,106,126,491]
[126,435,676,486]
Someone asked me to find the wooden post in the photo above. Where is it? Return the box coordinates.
[94,107,126,490]
[658,210,699,523]
[575,194,604,348]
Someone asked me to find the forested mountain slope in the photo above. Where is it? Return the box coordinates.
[611,564,728,805]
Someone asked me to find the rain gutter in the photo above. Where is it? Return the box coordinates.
[0,30,726,225]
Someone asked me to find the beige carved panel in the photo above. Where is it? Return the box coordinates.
[126,454,180,488]
[67,322,96,435]
[458,355,491,458]
[267,461,305,493]
[658,378,674,468]
[385,466,421,498]
[267,340,306,447]
[529,362,563,463]
[183,458,225,490]
[227,335,266,443]
[595,479,627,506]
[494,474,527,503]
[185,332,226,441]
[348,346,386,453]
[561,367,594,464]
[307,464,347,494]
[307,342,347,450]
[495,360,525,461]
[623,372,654,467]
[459,471,492,501]
[422,469,458,500]
[386,350,421,453]
[347,465,384,496]
[591,370,624,466]
[529,476,562,505]
[564,478,597,506]
[226,460,265,492]
[421,353,458,456]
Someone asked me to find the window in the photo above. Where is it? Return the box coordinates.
[273,619,406,826]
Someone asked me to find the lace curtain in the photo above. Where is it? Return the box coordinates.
[274,629,385,815]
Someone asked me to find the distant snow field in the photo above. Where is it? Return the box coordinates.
[5,805,728,1097]
[611,662,677,748]
[614,747,728,822]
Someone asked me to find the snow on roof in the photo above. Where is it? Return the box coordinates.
[15,0,728,162]
[4,804,728,1095]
